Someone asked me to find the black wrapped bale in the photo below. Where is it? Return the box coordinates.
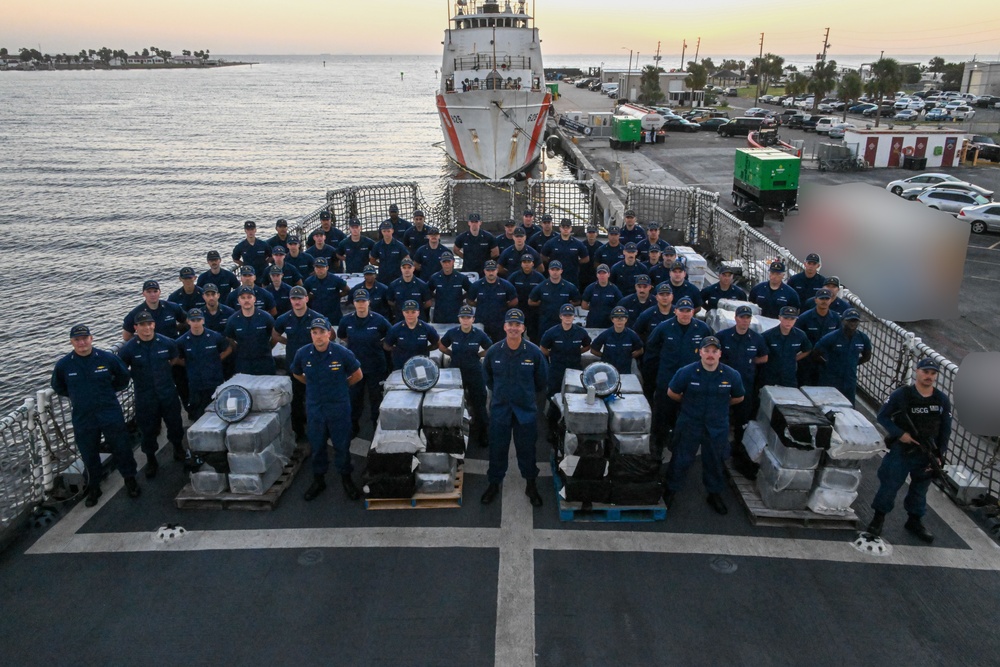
[560,472,612,503]
[610,481,663,505]
[771,404,833,450]
[609,452,661,483]
[423,426,467,455]
[362,472,418,499]
[366,451,417,476]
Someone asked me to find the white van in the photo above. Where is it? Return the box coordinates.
[601,82,619,95]
[814,117,840,135]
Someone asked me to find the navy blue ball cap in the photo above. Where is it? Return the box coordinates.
[310,317,331,330]
[505,308,525,324]
[239,265,256,275]
[646,221,660,230]
[513,227,527,237]
[459,305,475,317]
[187,308,205,320]
[311,227,326,237]
[319,210,332,221]
[521,253,535,263]
[202,283,219,294]
[484,260,499,270]
[400,257,415,267]
[206,250,221,260]
[624,242,638,252]
[597,263,610,274]
[549,260,563,270]
[805,253,821,263]
[541,214,553,223]
[779,306,799,318]
[586,225,598,233]
[560,303,576,316]
[842,308,861,321]
[662,244,676,255]
[402,300,420,311]
[237,286,255,296]
[179,267,196,279]
[427,226,440,235]
[634,274,651,286]
[352,288,370,301]
[348,218,361,227]
[670,260,686,271]
[413,210,425,218]
[735,305,753,317]
[287,236,300,245]
[363,264,377,274]
[608,226,621,235]
[313,257,329,267]
[134,311,154,324]
[559,218,572,227]
[268,265,283,275]
[701,335,721,350]
[648,246,662,255]
[675,296,694,310]
[523,208,535,216]
[917,358,940,372]
[611,306,628,319]
[69,324,91,339]
[275,218,288,227]
[770,260,786,273]
[624,209,636,217]
[388,204,399,213]
[815,288,833,300]
[289,285,308,298]
[142,280,160,291]
[379,221,393,230]
[468,212,482,222]
[271,245,286,255]
[657,282,673,294]
[504,219,516,227]
[825,276,841,287]
[244,220,256,229]
[440,251,455,261]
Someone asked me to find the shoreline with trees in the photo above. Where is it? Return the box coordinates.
[0,46,255,71]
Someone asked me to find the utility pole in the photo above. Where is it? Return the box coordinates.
[818,27,831,63]
[653,41,661,68]
[693,37,700,65]
[680,39,686,71]
[754,33,764,106]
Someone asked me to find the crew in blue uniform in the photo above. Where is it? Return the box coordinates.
[383,203,412,236]
[303,257,348,326]
[480,309,548,508]
[383,300,441,369]
[579,225,602,288]
[508,253,545,341]
[636,222,669,263]
[285,237,315,279]
[413,227,449,281]
[634,283,674,405]
[224,286,276,375]
[867,358,952,544]
[645,247,667,286]
[119,311,186,477]
[337,289,392,439]
[176,308,231,421]
[593,226,625,270]
[618,210,645,245]
[267,217,295,251]
[428,251,471,324]
[666,260,703,313]
[308,210,346,250]
[787,252,826,305]
[439,305,493,447]
[198,250,241,301]
[716,305,769,477]
[646,297,713,453]
[581,264,623,328]
[590,307,643,375]
[749,260,800,318]
[273,285,323,440]
[350,265,392,321]
[402,210,430,254]
[370,220,410,284]
[123,280,187,341]
[269,246,303,286]
[610,243,648,293]
[169,267,206,313]
[494,219,517,254]
[795,287,842,386]
[265,265,293,315]
[497,227,541,276]
[388,258,433,321]
[519,209,537,237]
[540,303,592,397]
[290,317,364,502]
[51,324,140,506]
[225,266,277,315]
[527,214,557,254]
[664,336,745,515]
[542,218,589,286]
[468,260,518,341]
[337,218,376,274]
[232,220,272,285]
[803,275,851,314]
[200,284,235,335]
[453,213,498,275]
[700,266,748,311]
[617,274,655,326]
[307,227,339,271]
[812,308,872,404]
[529,260,582,336]
[758,306,812,388]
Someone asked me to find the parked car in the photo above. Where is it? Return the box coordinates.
[862,104,892,118]
[759,95,776,104]
[814,117,841,134]
[951,106,976,121]
[785,113,813,129]
[925,108,949,122]
[662,117,700,132]
[827,122,856,139]
[915,189,990,214]
[958,203,1000,234]
[849,102,876,114]
[717,116,768,137]
[698,117,729,131]
[800,115,821,131]
[744,107,769,117]
[893,109,920,121]
[726,87,739,97]
[886,173,963,196]
[588,79,603,91]
[975,95,1000,108]
[901,182,994,201]
[576,78,598,88]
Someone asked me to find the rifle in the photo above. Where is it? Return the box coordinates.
[894,409,945,478]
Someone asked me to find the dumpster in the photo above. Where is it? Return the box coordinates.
[902,155,927,171]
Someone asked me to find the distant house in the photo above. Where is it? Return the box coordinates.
[169,55,203,65]
[125,55,164,65]
[109,57,124,67]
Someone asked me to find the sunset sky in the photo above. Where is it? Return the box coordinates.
[3,0,999,60]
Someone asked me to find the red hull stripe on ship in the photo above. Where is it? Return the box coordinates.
[436,95,466,167]
[524,93,552,169]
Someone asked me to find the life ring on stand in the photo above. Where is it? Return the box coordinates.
[583,127,592,136]
[903,146,914,156]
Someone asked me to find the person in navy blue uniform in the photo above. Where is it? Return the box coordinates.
[617,273,655,327]
[717,305,769,476]
[176,308,231,421]
[700,266,748,311]
[198,250,240,302]
[610,243,648,294]
[267,217,295,251]
[519,209,537,237]
[749,260,801,318]
[232,220,272,285]
[402,210,430,254]
[388,258,432,320]
[307,227,339,271]
[497,227,541,276]
[123,280,187,341]
[290,317,364,502]
[337,289,391,439]
[795,287,842,386]
[413,227,449,281]
[273,286,322,440]
[528,260,581,336]
[634,283,674,405]
[759,306,812,388]
[200,284,235,335]
[51,324,140,506]
[169,267,206,313]
[453,213,498,276]
[526,214,556,255]
[509,253,545,341]
[590,307,643,375]
[303,257,348,327]
[265,265,293,315]
[383,301,441,370]
[285,237,316,279]
[636,222,669,263]
[646,297,713,453]
[439,305,493,447]
[618,210,645,246]
[481,309,548,507]
[225,266,277,316]
[540,303,592,397]
[350,265,392,321]
[803,275,851,315]
[428,251,471,324]
[337,218,375,274]
[645,247,667,286]
[664,336,745,514]
[308,210,346,252]
[468,260,519,341]
[579,225,602,288]
[581,264,623,328]
[666,260,703,314]
[383,203,412,236]
[542,218,589,286]
[224,286,276,375]
[494,219,517,254]
[119,311,186,477]
[370,220,410,284]
[593,226,625,270]
[811,308,872,404]
[269,246,303,286]
[787,252,826,305]
[867,358,952,543]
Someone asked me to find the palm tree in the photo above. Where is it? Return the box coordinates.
[866,57,900,127]
[809,60,838,111]
[838,71,863,121]
[785,72,810,97]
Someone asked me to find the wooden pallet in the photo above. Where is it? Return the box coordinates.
[727,462,860,530]
[552,460,666,523]
[365,467,464,510]
[175,448,305,511]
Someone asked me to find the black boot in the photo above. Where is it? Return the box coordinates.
[144,457,159,479]
[866,511,886,537]
[341,474,360,501]
[905,514,934,543]
[304,474,326,501]
[84,485,102,507]
[663,489,676,510]
[124,476,141,499]
[707,493,729,515]
[481,482,501,505]
[350,421,360,440]
[172,442,186,462]
[525,479,543,507]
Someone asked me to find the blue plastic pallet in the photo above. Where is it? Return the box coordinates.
[551,458,667,523]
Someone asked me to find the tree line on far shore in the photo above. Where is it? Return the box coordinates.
[1,46,212,65]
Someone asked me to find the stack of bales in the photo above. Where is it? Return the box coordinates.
[674,246,708,289]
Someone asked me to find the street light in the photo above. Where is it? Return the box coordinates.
[622,47,633,102]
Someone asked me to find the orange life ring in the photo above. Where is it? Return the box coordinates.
[903,146,914,156]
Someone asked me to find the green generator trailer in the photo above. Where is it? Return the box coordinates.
[731,147,800,222]
[609,116,642,150]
